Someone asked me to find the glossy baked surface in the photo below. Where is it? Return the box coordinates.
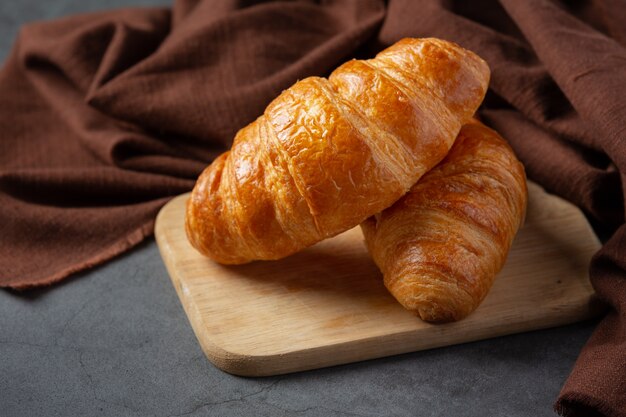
[361,121,528,322]
[186,38,490,264]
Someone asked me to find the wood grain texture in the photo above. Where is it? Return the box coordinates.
[156,182,602,377]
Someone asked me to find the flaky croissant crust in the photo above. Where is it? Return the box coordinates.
[186,38,490,264]
[361,121,528,322]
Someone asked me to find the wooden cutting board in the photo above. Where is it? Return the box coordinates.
[155,182,602,377]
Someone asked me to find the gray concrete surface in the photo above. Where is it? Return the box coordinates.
[0,1,599,416]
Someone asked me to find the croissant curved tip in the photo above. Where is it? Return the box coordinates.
[416,305,470,323]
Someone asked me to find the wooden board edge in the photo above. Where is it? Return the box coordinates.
[179,293,602,378]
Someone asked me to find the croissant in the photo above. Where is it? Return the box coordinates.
[361,121,527,322]
[186,38,490,264]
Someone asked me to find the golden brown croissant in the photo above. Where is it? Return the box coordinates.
[186,38,490,264]
[361,121,527,322]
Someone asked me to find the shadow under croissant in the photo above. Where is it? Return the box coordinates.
[213,193,599,322]
[219,239,396,309]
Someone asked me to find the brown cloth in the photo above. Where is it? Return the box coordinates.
[0,0,624,415]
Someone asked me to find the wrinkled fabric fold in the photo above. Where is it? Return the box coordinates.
[1,1,625,416]
[0,0,386,288]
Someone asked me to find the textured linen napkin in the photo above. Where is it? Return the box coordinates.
[1,1,624,416]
